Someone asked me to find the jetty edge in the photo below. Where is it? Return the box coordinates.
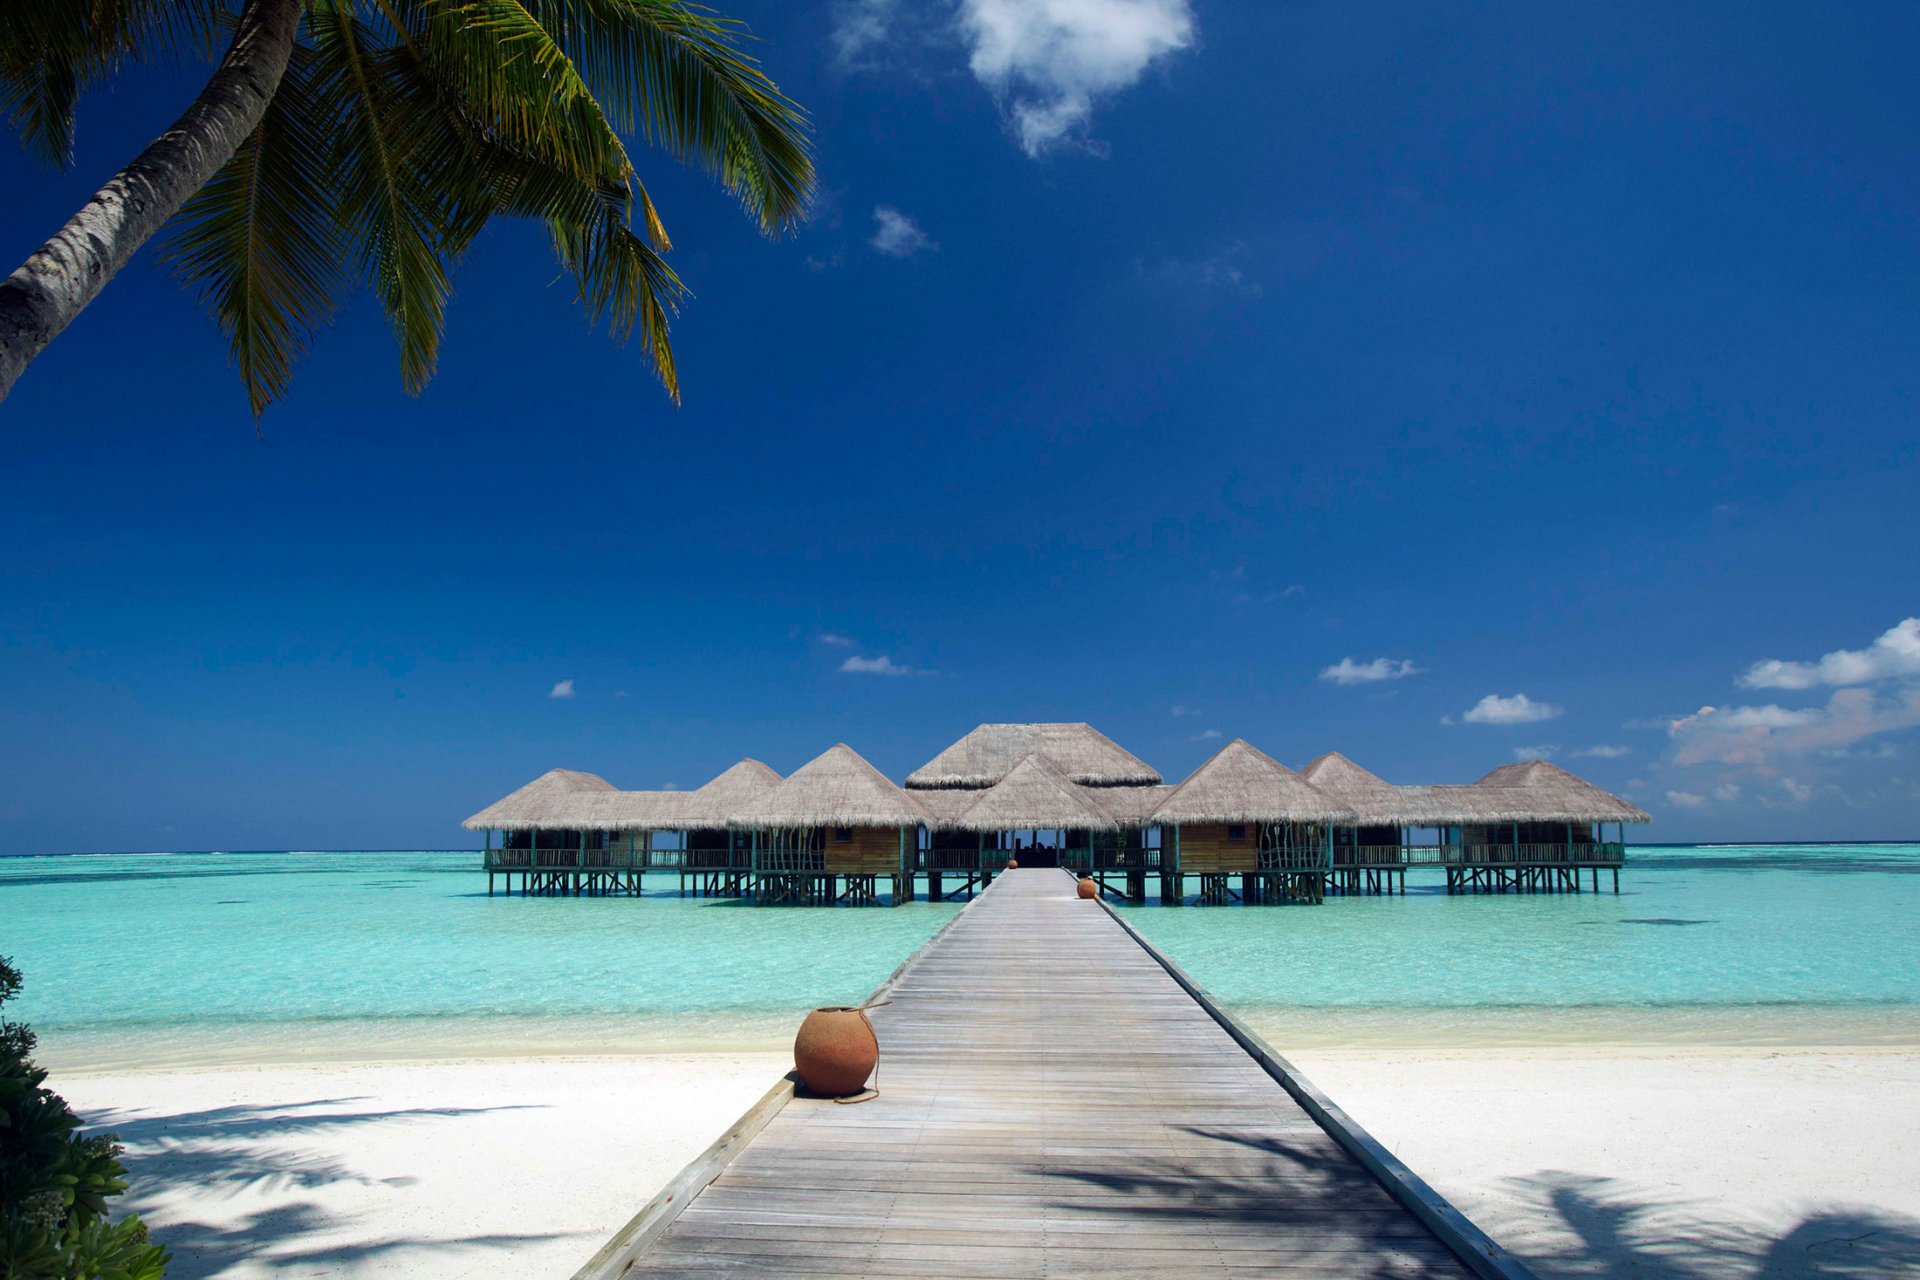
[580,868,1536,1279]
[568,897,976,1280]
[1092,888,1534,1280]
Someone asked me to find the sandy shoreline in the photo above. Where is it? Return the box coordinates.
[62,1044,1920,1280]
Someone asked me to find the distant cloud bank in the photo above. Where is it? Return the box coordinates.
[1739,617,1920,690]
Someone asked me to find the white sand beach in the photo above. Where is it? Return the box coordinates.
[1289,1046,1920,1279]
[63,1054,788,1280]
[64,1045,1920,1280]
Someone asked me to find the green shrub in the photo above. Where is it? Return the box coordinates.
[0,957,167,1280]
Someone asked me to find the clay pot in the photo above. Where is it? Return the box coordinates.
[1005,858,1019,869]
[1077,876,1098,899]
[794,1006,879,1096]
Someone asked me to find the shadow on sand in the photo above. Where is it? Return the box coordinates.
[1029,1126,1920,1279]
[84,1097,568,1279]
[1498,1171,1920,1280]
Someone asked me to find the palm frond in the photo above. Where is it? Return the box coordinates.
[520,0,813,232]
[308,0,457,395]
[156,42,348,415]
[423,107,687,398]
[549,207,681,399]
[394,0,636,187]
[0,0,224,167]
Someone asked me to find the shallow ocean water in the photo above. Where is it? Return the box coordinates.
[1120,843,1920,1047]
[2,844,1916,1067]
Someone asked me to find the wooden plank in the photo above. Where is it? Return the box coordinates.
[608,868,1522,1280]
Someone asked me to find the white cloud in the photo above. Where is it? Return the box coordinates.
[1320,657,1421,686]
[1171,704,1199,717]
[1190,728,1222,742]
[958,0,1196,156]
[1665,790,1708,809]
[548,679,576,700]
[1513,745,1558,761]
[840,654,934,676]
[1668,686,1920,767]
[1459,693,1563,725]
[1572,744,1631,759]
[820,632,856,647]
[870,205,935,257]
[613,690,631,699]
[1739,618,1920,690]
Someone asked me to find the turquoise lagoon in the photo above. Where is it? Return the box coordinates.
[2,844,1917,1070]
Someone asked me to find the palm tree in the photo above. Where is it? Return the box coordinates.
[0,0,812,413]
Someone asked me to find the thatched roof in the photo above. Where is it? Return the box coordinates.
[908,788,979,825]
[676,759,781,827]
[462,768,616,831]
[1296,753,1472,825]
[734,744,928,829]
[906,723,1161,789]
[1474,760,1650,823]
[1300,753,1400,813]
[1099,784,1174,826]
[464,759,784,832]
[943,754,1121,832]
[1154,740,1355,825]
[1297,752,1649,824]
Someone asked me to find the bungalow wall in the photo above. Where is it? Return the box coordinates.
[822,825,908,875]
[1174,823,1259,873]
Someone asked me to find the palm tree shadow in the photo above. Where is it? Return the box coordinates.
[137,1200,572,1280]
[1030,1124,1468,1277]
[80,1097,571,1278]
[1029,1132,1920,1280]
[1500,1171,1920,1279]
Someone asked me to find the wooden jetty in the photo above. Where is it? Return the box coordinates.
[581,869,1529,1280]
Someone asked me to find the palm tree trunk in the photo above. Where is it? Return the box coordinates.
[0,0,305,405]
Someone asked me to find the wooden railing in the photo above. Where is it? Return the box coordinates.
[484,847,649,871]
[1334,845,1455,867]
[1460,842,1626,866]
[1323,843,1628,868]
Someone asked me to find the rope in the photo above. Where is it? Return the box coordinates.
[831,999,891,1105]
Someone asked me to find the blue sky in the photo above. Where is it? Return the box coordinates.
[2,0,1917,852]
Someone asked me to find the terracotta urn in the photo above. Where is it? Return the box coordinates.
[1005,858,1019,870]
[794,1006,878,1096]
[1077,876,1098,899]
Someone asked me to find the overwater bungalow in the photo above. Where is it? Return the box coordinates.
[905,723,1166,897]
[466,768,630,896]
[1149,740,1357,905]
[465,760,781,896]
[1300,751,1649,894]
[731,744,925,905]
[1456,760,1647,892]
[464,721,1646,904]
[920,753,1120,897]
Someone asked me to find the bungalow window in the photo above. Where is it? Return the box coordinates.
[833,827,854,843]
[1227,824,1247,841]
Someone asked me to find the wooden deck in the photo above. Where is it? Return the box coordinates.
[617,869,1515,1279]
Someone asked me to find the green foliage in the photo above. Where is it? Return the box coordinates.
[3,0,815,414]
[0,956,169,1280]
